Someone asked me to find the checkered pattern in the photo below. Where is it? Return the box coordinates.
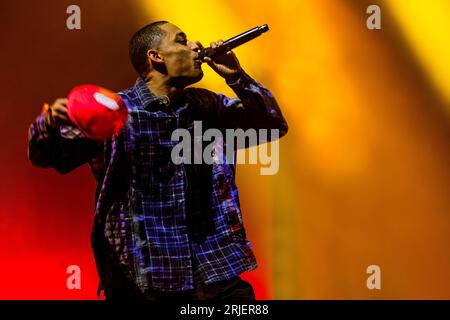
[28,70,288,293]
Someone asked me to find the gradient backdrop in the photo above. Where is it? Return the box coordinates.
[0,0,449,299]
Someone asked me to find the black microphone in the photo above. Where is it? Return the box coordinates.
[198,24,269,60]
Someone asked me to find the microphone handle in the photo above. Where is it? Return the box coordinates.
[198,24,269,60]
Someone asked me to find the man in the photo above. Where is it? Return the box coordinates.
[28,21,288,301]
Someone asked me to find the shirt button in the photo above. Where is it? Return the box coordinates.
[178,199,184,205]
[177,171,183,177]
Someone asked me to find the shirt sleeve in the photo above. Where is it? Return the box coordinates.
[27,112,102,174]
[214,69,288,146]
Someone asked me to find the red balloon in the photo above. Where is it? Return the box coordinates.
[67,85,128,141]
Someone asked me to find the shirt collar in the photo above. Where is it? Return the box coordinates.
[134,77,160,110]
[133,77,188,112]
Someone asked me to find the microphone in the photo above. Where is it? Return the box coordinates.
[198,24,269,60]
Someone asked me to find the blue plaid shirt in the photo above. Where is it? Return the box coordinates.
[28,70,288,293]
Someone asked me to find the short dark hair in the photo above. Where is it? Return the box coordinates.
[129,21,168,78]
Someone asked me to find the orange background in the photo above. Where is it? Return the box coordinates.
[0,0,449,299]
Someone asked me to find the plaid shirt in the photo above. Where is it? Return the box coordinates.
[28,70,288,293]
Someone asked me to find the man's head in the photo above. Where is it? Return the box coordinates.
[129,21,203,87]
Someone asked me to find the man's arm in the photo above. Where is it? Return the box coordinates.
[27,99,101,174]
[216,69,288,138]
[197,40,288,144]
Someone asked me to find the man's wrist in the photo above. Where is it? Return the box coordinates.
[225,69,243,85]
[41,104,55,128]
[41,113,60,138]
[44,114,58,130]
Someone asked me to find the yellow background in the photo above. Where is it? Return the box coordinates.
[136,0,450,299]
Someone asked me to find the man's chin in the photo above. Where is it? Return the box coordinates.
[193,70,204,82]
[176,70,204,87]
[187,70,204,85]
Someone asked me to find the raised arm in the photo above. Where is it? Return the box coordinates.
[216,69,288,137]
[196,39,288,144]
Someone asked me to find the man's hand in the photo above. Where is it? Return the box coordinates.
[196,40,242,83]
[44,98,74,128]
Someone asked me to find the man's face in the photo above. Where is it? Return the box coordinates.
[156,23,203,86]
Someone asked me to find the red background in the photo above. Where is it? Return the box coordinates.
[1,1,150,299]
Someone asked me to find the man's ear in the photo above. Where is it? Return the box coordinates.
[147,49,164,63]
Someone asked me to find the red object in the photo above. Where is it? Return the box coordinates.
[67,85,128,141]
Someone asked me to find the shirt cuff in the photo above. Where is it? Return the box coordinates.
[225,69,246,86]
[36,113,59,138]
[36,112,85,139]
